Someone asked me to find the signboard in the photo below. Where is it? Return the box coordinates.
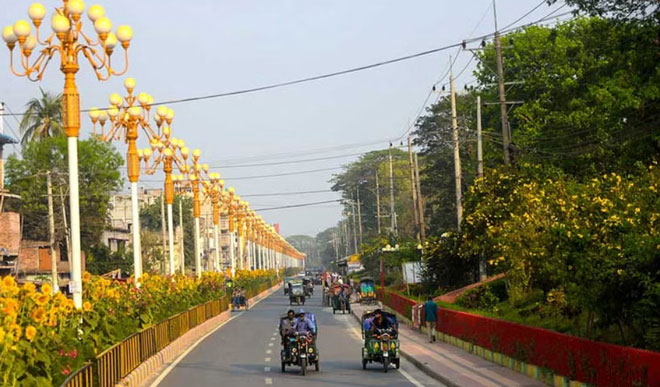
[402,262,422,284]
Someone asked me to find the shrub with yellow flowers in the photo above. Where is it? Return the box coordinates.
[459,161,660,349]
[0,269,276,385]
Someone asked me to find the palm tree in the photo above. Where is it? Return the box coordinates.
[18,88,63,145]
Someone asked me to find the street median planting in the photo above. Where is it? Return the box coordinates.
[0,269,279,386]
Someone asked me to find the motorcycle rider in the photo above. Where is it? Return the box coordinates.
[370,309,393,331]
[294,309,315,335]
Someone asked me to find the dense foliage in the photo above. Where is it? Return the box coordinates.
[5,135,124,250]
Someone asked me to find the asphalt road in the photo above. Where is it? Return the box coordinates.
[152,285,441,387]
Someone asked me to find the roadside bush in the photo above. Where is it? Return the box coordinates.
[456,285,500,312]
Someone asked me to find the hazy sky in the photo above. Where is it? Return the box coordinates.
[0,0,567,237]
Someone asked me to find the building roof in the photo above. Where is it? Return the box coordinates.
[0,133,18,146]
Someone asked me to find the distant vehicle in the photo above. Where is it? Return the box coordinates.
[331,283,352,314]
[289,282,305,305]
[359,277,377,305]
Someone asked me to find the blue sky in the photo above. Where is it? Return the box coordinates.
[0,0,569,236]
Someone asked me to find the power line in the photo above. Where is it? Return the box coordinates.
[1,9,574,120]
[140,166,343,183]
[500,0,550,31]
[242,189,335,197]
[254,199,342,212]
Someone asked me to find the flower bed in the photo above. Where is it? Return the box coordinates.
[0,269,278,386]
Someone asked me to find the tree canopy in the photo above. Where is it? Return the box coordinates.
[5,135,124,250]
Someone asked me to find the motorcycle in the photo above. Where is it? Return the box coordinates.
[281,332,319,375]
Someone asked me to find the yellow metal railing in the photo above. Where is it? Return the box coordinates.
[61,297,230,387]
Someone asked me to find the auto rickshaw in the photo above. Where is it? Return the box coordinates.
[361,310,400,372]
[331,283,352,314]
[280,311,319,375]
[289,281,305,305]
[359,277,377,305]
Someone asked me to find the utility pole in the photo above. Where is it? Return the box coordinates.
[160,193,167,273]
[493,0,511,165]
[356,187,363,248]
[46,171,58,293]
[375,171,381,234]
[388,145,397,237]
[477,95,484,179]
[332,231,339,260]
[350,198,358,254]
[414,153,426,242]
[58,188,70,264]
[179,200,184,274]
[450,56,463,231]
[342,220,349,256]
[407,136,419,242]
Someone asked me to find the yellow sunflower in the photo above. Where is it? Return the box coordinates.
[2,276,15,288]
[25,326,37,342]
[31,307,47,323]
[34,293,49,306]
[41,283,52,295]
[23,282,36,294]
[83,301,92,312]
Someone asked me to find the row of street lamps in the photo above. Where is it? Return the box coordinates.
[3,0,304,308]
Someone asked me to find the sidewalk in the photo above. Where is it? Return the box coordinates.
[351,302,545,387]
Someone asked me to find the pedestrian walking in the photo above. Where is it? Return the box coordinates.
[423,296,438,343]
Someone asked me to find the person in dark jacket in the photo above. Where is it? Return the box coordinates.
[423,296,438,342]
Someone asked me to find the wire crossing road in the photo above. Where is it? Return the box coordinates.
[152,286,440,387]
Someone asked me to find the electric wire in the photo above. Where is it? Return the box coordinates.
[254,199,342,212]
[1,8,575,120]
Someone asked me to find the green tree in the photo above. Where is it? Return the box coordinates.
[547,0,658,21]
[331,148,416,240]
[412,90,489,234]
[5,136,124,250]
[139,195,194,268]
[474,17,659,176]
[18,88,63,145]
[286,235,321,267]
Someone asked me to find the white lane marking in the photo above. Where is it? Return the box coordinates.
[266,349,272,354]
[399,367,426,387]
[265,357,271,362]
[149,287,277,387]
[270,337,275,341]
[272,332,278,336]
[268,343,274,347]
[264,366,271,372]
[265,378,273,385]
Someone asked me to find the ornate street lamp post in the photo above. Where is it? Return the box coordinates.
[139,123,189,275]
[2,1,132,308]
[201,173,224,272]
[89,78,157,285]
